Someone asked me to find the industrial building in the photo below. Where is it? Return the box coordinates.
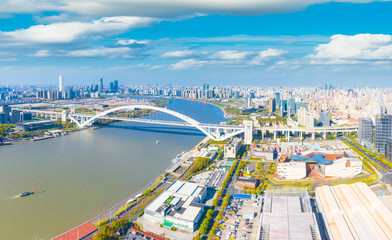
[277,151,362,179]
[257,188,321,240]
[316,183,392,240]
[144,181,207,232]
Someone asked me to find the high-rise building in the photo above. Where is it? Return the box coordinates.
[243,120,253,145]
[298,108,316,128]
[287,98,296,114]
[375,114,392,154]
[0,105,11,123]
[110,82,114,92]
[268,98,276,113]
[358,118,373,143]
[114,80,118,92]
[386,137,392,162]
[319,111,331,127]
[275,92,281,107]
[99,78,103,92]
[203,84,209,98]
[246,96,252,108]
[59,76,63,92]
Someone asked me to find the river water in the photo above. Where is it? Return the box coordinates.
[0,98,228,240]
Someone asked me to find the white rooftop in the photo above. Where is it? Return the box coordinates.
[261,196,318,240]
[316,182,392,240]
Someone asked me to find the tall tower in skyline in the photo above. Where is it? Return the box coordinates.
[99,78,103,92]
[59,76,63,92]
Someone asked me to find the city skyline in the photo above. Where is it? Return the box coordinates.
[0,1,392,86]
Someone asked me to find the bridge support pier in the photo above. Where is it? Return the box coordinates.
[312,132,316,141]
[323,132,327,140]
[287,131,290,141]
[274,131,277,142]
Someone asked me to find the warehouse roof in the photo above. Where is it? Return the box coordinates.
[316,182,392,240]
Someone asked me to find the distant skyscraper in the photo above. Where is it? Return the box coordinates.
[268,98,276,113]
[99,78,103,92]
[114,80,119,92]
[375,114,392,154]
[358,118,373,143]
[287,98,296,114]
[203,84,209,98]
[247,96,252,108]
[59,76,63,92]
[110,82,114,92]
[275,92,281,106]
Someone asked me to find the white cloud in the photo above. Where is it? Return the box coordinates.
[30,49,52,57]
[30,47,144,58]
[249,48,289,65]
[259,48,289,58]
[0,16,158,44]
[0,0,61,14]
[161,50,206,58]
[61,0,392,17]
[171,58,207,70]
[116,39,149,46]
[307,34,392,64]
[210,50,254,60]
[1,0,388,17]
[66,47,138,58]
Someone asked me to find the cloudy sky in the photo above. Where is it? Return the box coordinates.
[0,0,392,86]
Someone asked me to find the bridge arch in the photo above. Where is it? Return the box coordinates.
[69,104,219,140]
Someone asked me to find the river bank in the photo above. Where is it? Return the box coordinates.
[52,135,210,239]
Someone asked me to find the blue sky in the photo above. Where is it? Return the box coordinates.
[0,0,392,87]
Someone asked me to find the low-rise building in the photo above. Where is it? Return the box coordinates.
[144,181,207,232]
[251,148,278,161]
[235,177,258,189]
[224,138,242,160]
[277,151,362,180]
[16,120,58,131]
[277,161,306,180]
[322,158,362,178]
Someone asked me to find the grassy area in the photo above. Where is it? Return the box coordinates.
[183,157,212,180]
[331,172,378,185]
[93,218,110,227]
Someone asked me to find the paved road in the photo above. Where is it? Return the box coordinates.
[342,138,392,183]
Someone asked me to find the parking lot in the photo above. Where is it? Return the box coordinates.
[215,196,262,240]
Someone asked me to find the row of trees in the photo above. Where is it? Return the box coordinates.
[92,219,128,240]
[208,194,231,238]
[198,209,214,234]
[212,159,238,207]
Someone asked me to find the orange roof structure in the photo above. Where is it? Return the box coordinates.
[52,222,97,240]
